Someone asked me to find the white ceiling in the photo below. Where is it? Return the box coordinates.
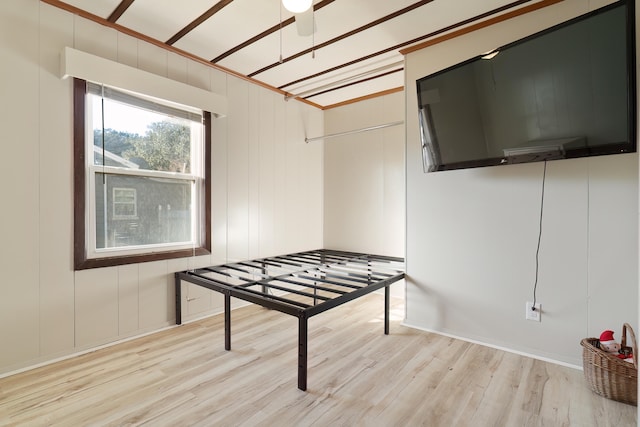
[47,0,545,108]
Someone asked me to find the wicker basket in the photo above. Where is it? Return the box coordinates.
[580,323,638,406]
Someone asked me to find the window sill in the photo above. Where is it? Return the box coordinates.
[75,247,210,270]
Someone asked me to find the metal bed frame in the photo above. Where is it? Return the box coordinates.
[174,249,405,391]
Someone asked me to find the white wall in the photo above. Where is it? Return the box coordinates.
[323,93,405,298]
[0,0,323,375]
[404,0,638,366]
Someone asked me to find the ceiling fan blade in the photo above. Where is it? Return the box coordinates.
[295,8,315,36]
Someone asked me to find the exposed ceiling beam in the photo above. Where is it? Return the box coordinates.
[166,0,234,45]
[322,87,404,110]
[304,68,404,100]
[400,0,564,55]
[212,0,336,64]
[248,0,435,77]
[107,0,135,22]
[213,16,296,64]
[39,0,324,110]
[278,0,540,90]
[286,61,404,100]
[40,0,565,110]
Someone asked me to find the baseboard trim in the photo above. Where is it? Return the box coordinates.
[0,301,251,380]
[401,320,583,371]
[0,323,172,380]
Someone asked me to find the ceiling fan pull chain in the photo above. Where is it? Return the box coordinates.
[279,0,283,63]
[311,10,315,59]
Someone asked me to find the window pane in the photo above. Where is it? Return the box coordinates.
[113,187,137,219]
[91,94,195,174]
[95,173,193,249]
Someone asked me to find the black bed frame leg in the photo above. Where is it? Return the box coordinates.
[298,314,308,391]
[175,273,182,325]
[384,286,390,335]
[225,293,231,351]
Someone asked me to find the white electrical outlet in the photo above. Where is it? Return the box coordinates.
[525,302,541,322]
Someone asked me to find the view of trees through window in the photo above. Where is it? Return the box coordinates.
[94,121,191,173]
[89,91,202,253]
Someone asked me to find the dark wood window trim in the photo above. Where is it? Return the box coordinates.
[73,78,211,270]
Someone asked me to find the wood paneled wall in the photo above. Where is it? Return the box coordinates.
[0,0,323,375]
[403,0,638,366]
[323,92,405,298]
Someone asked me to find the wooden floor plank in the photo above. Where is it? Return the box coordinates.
[0,293,635,426]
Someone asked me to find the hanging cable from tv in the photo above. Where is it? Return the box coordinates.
[532,160,547,311]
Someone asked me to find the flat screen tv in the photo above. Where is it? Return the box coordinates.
[416,0,636,172]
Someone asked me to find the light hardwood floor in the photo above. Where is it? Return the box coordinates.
[0,293,636,426]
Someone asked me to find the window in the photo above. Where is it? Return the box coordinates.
[113,187,137,219]
[74,78,211,269]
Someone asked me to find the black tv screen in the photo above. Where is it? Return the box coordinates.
[416,0,636,172]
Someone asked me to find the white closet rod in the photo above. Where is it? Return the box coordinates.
[305,120,404,143]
